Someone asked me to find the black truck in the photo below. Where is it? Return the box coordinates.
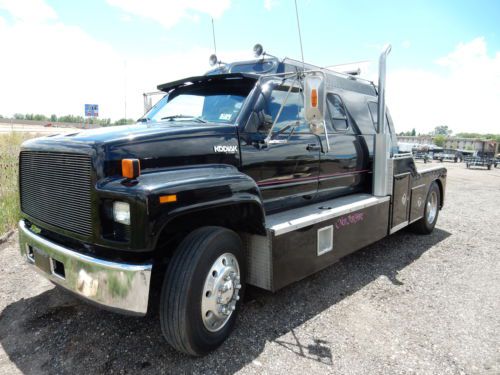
[18,45,447,356]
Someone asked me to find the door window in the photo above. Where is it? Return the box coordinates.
[246,81,311,135]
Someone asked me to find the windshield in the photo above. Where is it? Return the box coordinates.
[144,79,254,124]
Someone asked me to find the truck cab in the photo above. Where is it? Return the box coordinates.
[18,45,447,356]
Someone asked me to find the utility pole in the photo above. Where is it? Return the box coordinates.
[124,60,127,121]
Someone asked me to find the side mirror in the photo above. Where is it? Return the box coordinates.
[303,72,326,124]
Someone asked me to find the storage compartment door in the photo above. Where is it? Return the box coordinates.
[391,172,410,232]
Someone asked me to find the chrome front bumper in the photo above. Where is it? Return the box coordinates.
[18,220,152,316]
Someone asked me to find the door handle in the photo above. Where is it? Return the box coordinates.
[306,143,321,151]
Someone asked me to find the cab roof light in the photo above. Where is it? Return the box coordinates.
[122,159,140,179]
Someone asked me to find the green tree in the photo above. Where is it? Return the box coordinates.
[434,125,452,136]
[13,113,25,120]
[410,128,416,136]
[434,134,446,147]
[33,114,47,121]
[50,114,58,122]
[114,118,136,125]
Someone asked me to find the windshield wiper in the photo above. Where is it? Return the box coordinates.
[160,115,206,123]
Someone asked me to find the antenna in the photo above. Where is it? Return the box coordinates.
[294,0,305,70]
[211,17,217,56]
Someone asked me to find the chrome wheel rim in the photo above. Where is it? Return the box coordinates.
[201,253,241,332]
[426,191,438,224]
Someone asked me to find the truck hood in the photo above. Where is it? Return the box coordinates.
[30,122,234,145]
[22,122,241,177]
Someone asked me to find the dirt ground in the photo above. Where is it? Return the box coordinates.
[0,162,499,374]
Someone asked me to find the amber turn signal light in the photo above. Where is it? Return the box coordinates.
[122,159,140,179]
[311,88,318,108]
[159,194,177,204]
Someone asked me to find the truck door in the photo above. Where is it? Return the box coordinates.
[239,82,320,213]
[316,93,367,200]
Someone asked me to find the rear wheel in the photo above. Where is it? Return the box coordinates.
[411,182,440,234]
[160,226,245,356]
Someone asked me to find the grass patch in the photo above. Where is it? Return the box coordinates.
[0,132,40,235]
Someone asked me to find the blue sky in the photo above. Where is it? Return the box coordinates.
[1,0,499,133]
[45,0,500,70]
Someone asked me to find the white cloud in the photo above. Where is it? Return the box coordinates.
[0,0,57,22]
[106,0,231,29]
[402,40,411,49]
[264,0,279,11]
[0,1,249,121]
[387,37,500,134]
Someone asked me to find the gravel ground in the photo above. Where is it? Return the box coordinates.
[0,162,499,374]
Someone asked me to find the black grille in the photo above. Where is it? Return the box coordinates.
[20,151,93,237]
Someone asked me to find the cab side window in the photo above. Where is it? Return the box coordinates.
[326,94,349,131]
[246,84,310,134]
[267,87,310,133]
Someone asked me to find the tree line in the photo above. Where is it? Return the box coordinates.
[398,125,499,146]
[0,113,136,126]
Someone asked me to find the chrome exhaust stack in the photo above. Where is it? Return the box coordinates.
[373,44,392,197]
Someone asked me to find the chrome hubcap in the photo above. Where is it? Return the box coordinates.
[201,253,241,332]
[426,191,438,224]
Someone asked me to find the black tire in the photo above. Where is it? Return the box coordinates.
[487,164,491,170]
[410,182,440,234]
[466,163,470,168]
[160,226,245,356]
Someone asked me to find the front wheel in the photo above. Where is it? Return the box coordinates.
[160,226,245,356]
[410,182,440,234]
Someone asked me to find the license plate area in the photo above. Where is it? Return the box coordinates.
[30,246,66,280]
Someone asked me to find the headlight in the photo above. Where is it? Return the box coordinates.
[113,201,130,225]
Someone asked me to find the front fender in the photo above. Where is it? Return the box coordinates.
[97,164,264,251]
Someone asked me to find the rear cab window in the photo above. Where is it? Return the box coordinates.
[326,93,350,132]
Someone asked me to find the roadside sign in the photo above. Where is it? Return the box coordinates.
[85,104,99,117]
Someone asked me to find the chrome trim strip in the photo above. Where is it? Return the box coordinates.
[267,194,390,236]
[390,220,409,234]
[418,166,446,173]
[18,220,152,316]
